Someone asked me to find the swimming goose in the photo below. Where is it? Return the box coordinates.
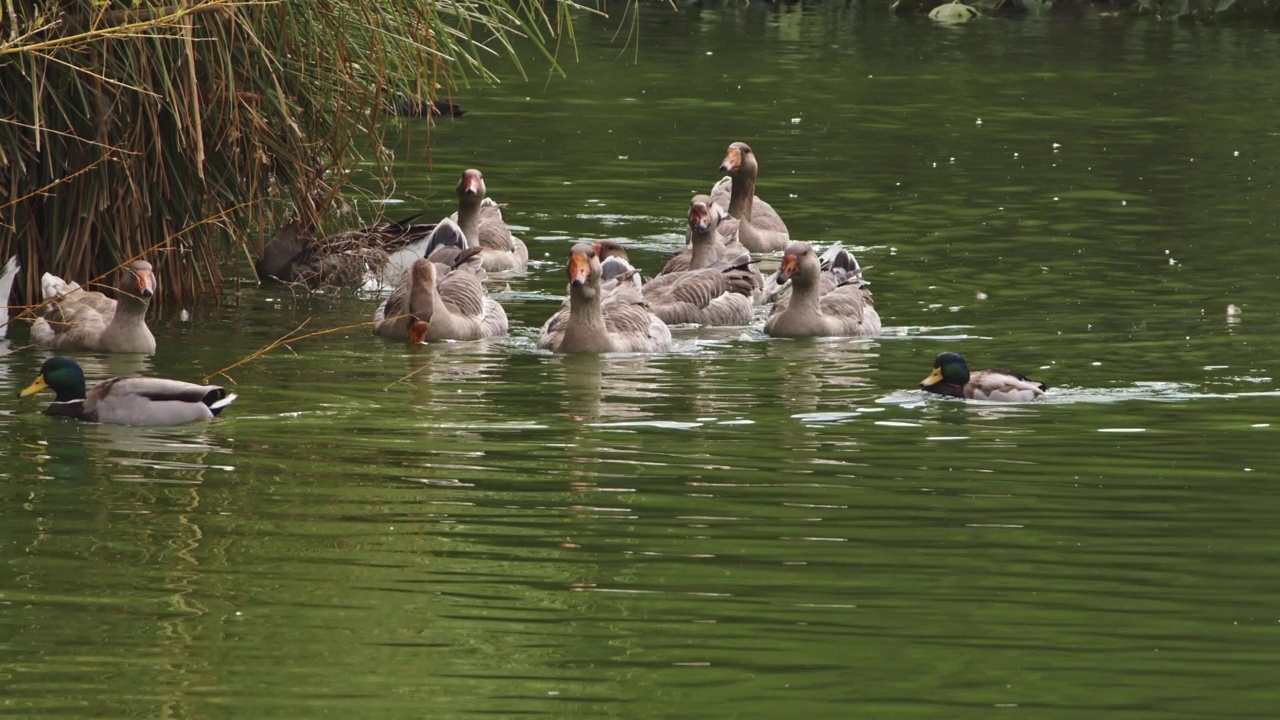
[417,217,475,272]
[591,241,753,325]
[662,196,732,275]
[711,142,791,252]
[764,242,880,338]
[1,256,18,338]
[666,195,767,303]
[20,356,236,425]
[453,169,529,272]
[590,240,645,294]
[32,260,158,354]
[920,352,1046,401]
[373,252,506,342]
[537,244,671,353]
[641,262,756,326]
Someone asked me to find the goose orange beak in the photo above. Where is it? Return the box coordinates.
[408,316,430,345]
[460,170,483,196]
[133,268,156,298]
[568,253,592,287]
[719,146,742,173]
[689,204,711,234]
[777,254,799,282]
[920,367,944,388]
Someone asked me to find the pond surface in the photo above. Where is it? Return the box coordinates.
[4,3,1280,718]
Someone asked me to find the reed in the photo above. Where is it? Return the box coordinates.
[0,0,595,304]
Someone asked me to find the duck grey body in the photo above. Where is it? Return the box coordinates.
[21,357,236,426]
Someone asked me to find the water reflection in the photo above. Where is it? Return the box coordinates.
[5,4,1280,719]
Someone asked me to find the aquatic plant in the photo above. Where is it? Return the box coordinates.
[0,0,592,303]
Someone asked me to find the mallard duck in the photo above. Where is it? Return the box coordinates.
[452,169,529,272]
[764,242,880,338]
[31,260,158,354]
[711,142,791,252]
[20,356,237,425]
[537,244,672,353]
[255,212,439,290]
[920,352,1046,402]
[392,98,467,118]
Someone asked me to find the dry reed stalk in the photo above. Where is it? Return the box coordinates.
[2,0,602,305]
[201,316,409,384]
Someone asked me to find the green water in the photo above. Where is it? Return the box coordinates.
[5,4,1280,718]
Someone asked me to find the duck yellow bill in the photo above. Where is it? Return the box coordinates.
[919,367,944,387]
[20,375,49,397]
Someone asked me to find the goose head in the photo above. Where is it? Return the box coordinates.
[776,242,820,286]
[718,141,758,179]
[121,260,157,300]
[688,194,724,236]
[567,243,602,299]
[592,240,630,263]
[457,169,487,205]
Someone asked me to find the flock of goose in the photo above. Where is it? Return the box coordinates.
[6,141,1047,426]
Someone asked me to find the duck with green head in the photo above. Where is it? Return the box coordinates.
[920,352,1046,402]
[20,356,237,425]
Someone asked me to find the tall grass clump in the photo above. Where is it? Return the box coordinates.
[0,0,592,303]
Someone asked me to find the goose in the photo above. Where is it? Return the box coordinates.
[920,352,1046,401]
[1,255,18,338]
[711,142,791,252]
[662,196,731,274]
[373,252,507,342]
[20,356,236,425]
[591,241,754,326]
[664,195,767,303]
[591,240,757,325]
[416,217,473,271]
[591,240,645,294]
[641,262,756,326]
[537,244,671,353]
[32,260,158,354]
[764,242,880,338]
[452,169,529,272]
